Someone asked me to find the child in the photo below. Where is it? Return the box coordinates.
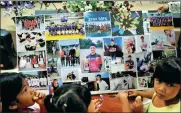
[0,73,47,112]
[44,84,100,112]
[128,57,181,112]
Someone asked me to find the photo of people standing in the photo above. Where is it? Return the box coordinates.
[45,13,85,40]
[124,55,136,71]
[80,38,104,73]
[59,39,80,67]
[110,71,137,90]
[123,36,136,54]
[18,50,46,71]
[16,15,44,32]
[22,71,48,90]
[16,31,45,52]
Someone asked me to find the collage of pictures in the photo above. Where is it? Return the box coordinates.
[15,10,177,94]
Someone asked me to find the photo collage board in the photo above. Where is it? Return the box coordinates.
[15,9,177,94]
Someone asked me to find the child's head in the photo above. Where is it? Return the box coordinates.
[89,43,96,55]
[0,73,36,112]
[153,57,181,101]
[44,84,91,113]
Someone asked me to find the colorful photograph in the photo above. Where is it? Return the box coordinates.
[16,31,45,52]
[79,38,104,73]
[61,68,80,82]
[18,50,46,71]
[111,11,144,36]
[151,29,176,50]
[16,15,45,32]
[110,71,137,90]
[124,54,136,71]
[45,13,85,40]
[84,12,112,37]
[123,36,136,54]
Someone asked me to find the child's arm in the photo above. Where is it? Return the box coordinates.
[128,89,155,99]
[33,92,47,113]
[117,91,131,112]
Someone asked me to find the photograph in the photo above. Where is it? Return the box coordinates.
[123,36,136,54]
[79,38,104,73]
[84,12,112,38]
[103,37,123,63]
[151,29,176,50]
[110,71,137,90]
[18,50,46,71]
[48,78,62,95]
[16,15,45,32]
[47,66,61,80]
[59,39,80,68]
[45,13,85,40]
[138,77,148,89]
[150,16,173,27]
[136,52,154,77]
[111,11,144,36]
[61,68,80,82]
[135,35,152,53]
[124,54,136,71]
[80,72,110,91]
[16,31,45,52]
[23,71,48,90]
[46,40,60,67]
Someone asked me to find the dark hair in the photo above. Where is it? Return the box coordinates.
[96,74,101,78]
[90,43,96,48]
[44,84,91,113]
[110,39,114,41]
[52,79,59,92]
[140,36,144,39]
[153,57,181,84]
[128,55,132,58]
[0,73,25,112]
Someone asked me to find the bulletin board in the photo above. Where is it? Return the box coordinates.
[15,1,177,95]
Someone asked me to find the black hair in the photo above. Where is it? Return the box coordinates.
[44,84,91,113]
[96,74,101,78]
[0,73,25,112]
[153,57,181,84]
[128,55,132,58]
[110,39,114,41]
[90,43,96,47]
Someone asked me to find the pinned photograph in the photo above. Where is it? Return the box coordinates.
[123,36,136,54]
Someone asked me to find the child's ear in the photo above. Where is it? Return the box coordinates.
[9,101,18,110]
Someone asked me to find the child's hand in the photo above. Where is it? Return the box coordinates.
[132,96,144,113]
[117,91,129,102]
[88,99,100,112]
[33,91,46,105]
[127,90,139,97]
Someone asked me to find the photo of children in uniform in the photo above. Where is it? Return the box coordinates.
[16,15,44,32]
[18,50,46,71]
[59,39,80,67]
[16,31,45,52]
[80,72,110,92]
[136,52,154,77]
[61,68,80,82]
[123,36,136,54]
[138,77,148,89]
[150,16,173,27]
[79,38,104,73]
[84,12,111,38]
[45,13,85,40]
[151,29,176,50]
[111,11,144,36]
[110,71,137,90]
[23,71,48,90]
[46,41,59,67]
[124,54,136,71]
[135,35,152,53]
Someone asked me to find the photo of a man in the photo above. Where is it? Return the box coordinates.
[85,44,102,73]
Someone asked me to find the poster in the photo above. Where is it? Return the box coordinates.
[14,9,177,95]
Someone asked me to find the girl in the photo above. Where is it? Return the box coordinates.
[44,84,100,112]
[0,73,47,112]
[128,57,181,112]
[164,29,175,46]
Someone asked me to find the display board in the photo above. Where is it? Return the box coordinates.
[15,6,177,94]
